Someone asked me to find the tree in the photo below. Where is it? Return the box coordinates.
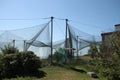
[98,31,120,80]
[49,48,65,64]
[88,43,99,59]
[1,44,19,55]
[0,54,3,78]
[0,45,42,78]
[20,51,41,75]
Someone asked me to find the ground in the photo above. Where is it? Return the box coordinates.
[40,66,98,80]
[3,56,106,80]
[3,66,100,80]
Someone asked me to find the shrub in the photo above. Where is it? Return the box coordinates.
[20,51,41,75]
[1,44,19,55]
[96,32,120,80]
[52,48,65,64]
[0,54,3,78]
[1,51,41,78]
[1,53,23,78]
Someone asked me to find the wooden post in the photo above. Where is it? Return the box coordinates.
[13,40,15,47]
[23,40,26,51]
[50,16,54,65]
[65,19,68,63]
[76,36,79,59]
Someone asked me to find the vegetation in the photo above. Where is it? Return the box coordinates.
[88,31,120,80]
[1,31,120,80]
[1,44,19,55]
[0,45,42,79]
[48,48,65,64]
[88,43,99,59]
[3,65,99,80]
[97,32,120,80]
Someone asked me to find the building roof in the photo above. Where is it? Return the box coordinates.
[115,24,120,26]
[101,31,114,36]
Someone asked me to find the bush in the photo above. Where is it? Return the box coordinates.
[94,32,120,80]
[0,54,3,78]
[52,48,65,64]
[1,51,42,78]
[1,53,23,78]
[1,45,19,55]
[20,51,41,75]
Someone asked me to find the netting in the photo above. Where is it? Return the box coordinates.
[51,23,101,57]
[68,24,101,55]
[0,19,101,58]
[0,21,51,58]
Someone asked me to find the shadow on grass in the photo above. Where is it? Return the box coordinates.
[70,67,86,73]
[70,67,99,79]
[26,70,46,78]
[1,70,46,79]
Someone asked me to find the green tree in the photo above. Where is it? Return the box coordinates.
[20,51,41,75]
[88,43,99,59]
[1,44,19,55]
[0,54,3,78]
[0,50,41,78]
[98,31,120,80]
[50,48,65,64]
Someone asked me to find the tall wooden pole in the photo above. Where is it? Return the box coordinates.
[13,40,15,47]
[65,19,68,49]
[50,16,54,65]
[76,36,79,59]
[65,19,68,63]
[23,40,26,51]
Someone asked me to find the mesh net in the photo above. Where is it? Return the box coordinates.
[0,20,101,58]
[66,24,101,56]
[0,21,51,58]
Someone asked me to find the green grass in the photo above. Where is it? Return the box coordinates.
[3,77,39,80]
[3,66,100,80]
[40,66,99,80]
[3,56,107,80]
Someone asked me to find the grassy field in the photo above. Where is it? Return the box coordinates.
[40,66,99,80]
[3,66,100,80]
[3,56,106,80]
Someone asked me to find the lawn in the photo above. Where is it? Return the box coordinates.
[40,66,98,80]
[3,65,100,80]
[3,56,107,80]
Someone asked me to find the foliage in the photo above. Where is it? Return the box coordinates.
[53,48,65,63]
[1,44,19,55]
[97,31,120,80]
[88,43,99,59]
[48,48,65,64]
[87,32,120,80]
[1,53,23,78]
[0,51,42,78]
[108,31,120,56]
[0,54,3,78]
[20,51,41,75]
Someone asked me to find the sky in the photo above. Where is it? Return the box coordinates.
[0,0,120,38]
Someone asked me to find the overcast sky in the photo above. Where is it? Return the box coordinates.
[0,0,120,37]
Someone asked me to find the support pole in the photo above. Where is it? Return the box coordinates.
[65,19,68,63]
[23,40,26,51]
[50,16,54,65]
[65,19,68,49]
[13,40,15,47]
[76,36,79,59]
